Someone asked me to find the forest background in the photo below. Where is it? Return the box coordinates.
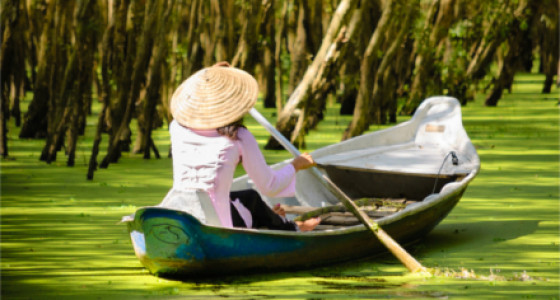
[1,0,558,180]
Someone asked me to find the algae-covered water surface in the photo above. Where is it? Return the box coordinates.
[1,73,558,299]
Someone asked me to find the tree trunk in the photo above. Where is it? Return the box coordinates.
[265,0,358,149]
[124,0,160,156]
[0,96,7,157]
[261,0,276,108]
[26,0,45,88]
[305,0,324,55]
[557,60,560,89]
[274,0,289,112]
[462,0,517,104]
[67,0,99,166]
[183,0,204,77]
[0,5,10,153]
[141,0,174,159]
[231,0,261,72]
[100,0,131,167]
[40,3,75,162]
[299,7,363,136]
[125,0,156,155]
[400,0,457,115]
[19,0,56,138]
[466,21,503,80]
[100,0,144,168]
[343,0,394,140]
[345,0,417,140]
[201,0,218,66]
[161,0,182,126]
[1,0,28,128]
[372,6,416,125]
[339,0,381,115]
[288,0,310,95]
[87,0,118,179]
[485,0,532,106]
[41,53,78,163]
[215,0,235,62]
[538,0,559,94]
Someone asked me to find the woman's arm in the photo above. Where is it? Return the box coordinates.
[238,128,314,197]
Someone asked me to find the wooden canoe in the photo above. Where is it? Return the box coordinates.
[123,96,480,278]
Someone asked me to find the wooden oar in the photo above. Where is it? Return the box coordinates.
[249,108,426,273]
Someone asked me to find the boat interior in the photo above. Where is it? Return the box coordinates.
[267,168,469,231]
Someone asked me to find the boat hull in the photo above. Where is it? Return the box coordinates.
[127,184,466,278]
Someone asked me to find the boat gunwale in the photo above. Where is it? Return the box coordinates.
[320,163,471,178]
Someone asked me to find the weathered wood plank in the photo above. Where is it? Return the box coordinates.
[286,197,419,228]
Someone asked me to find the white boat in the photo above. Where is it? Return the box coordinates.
[124,96,480,277]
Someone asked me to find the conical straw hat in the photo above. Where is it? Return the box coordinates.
[170,66,259,129]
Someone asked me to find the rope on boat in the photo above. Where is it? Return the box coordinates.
[431,151,459,194]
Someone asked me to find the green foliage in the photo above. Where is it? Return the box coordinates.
[449,20,472,40]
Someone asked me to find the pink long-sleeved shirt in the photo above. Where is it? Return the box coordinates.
[169,120,296,228]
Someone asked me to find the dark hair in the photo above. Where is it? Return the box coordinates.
[217,119,245,140]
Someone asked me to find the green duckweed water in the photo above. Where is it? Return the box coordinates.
[1,73,558,299]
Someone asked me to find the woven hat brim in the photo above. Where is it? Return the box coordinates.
[170,67,259,129]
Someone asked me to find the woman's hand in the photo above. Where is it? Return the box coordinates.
[272,204,286,217]
[291,152,316,172]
